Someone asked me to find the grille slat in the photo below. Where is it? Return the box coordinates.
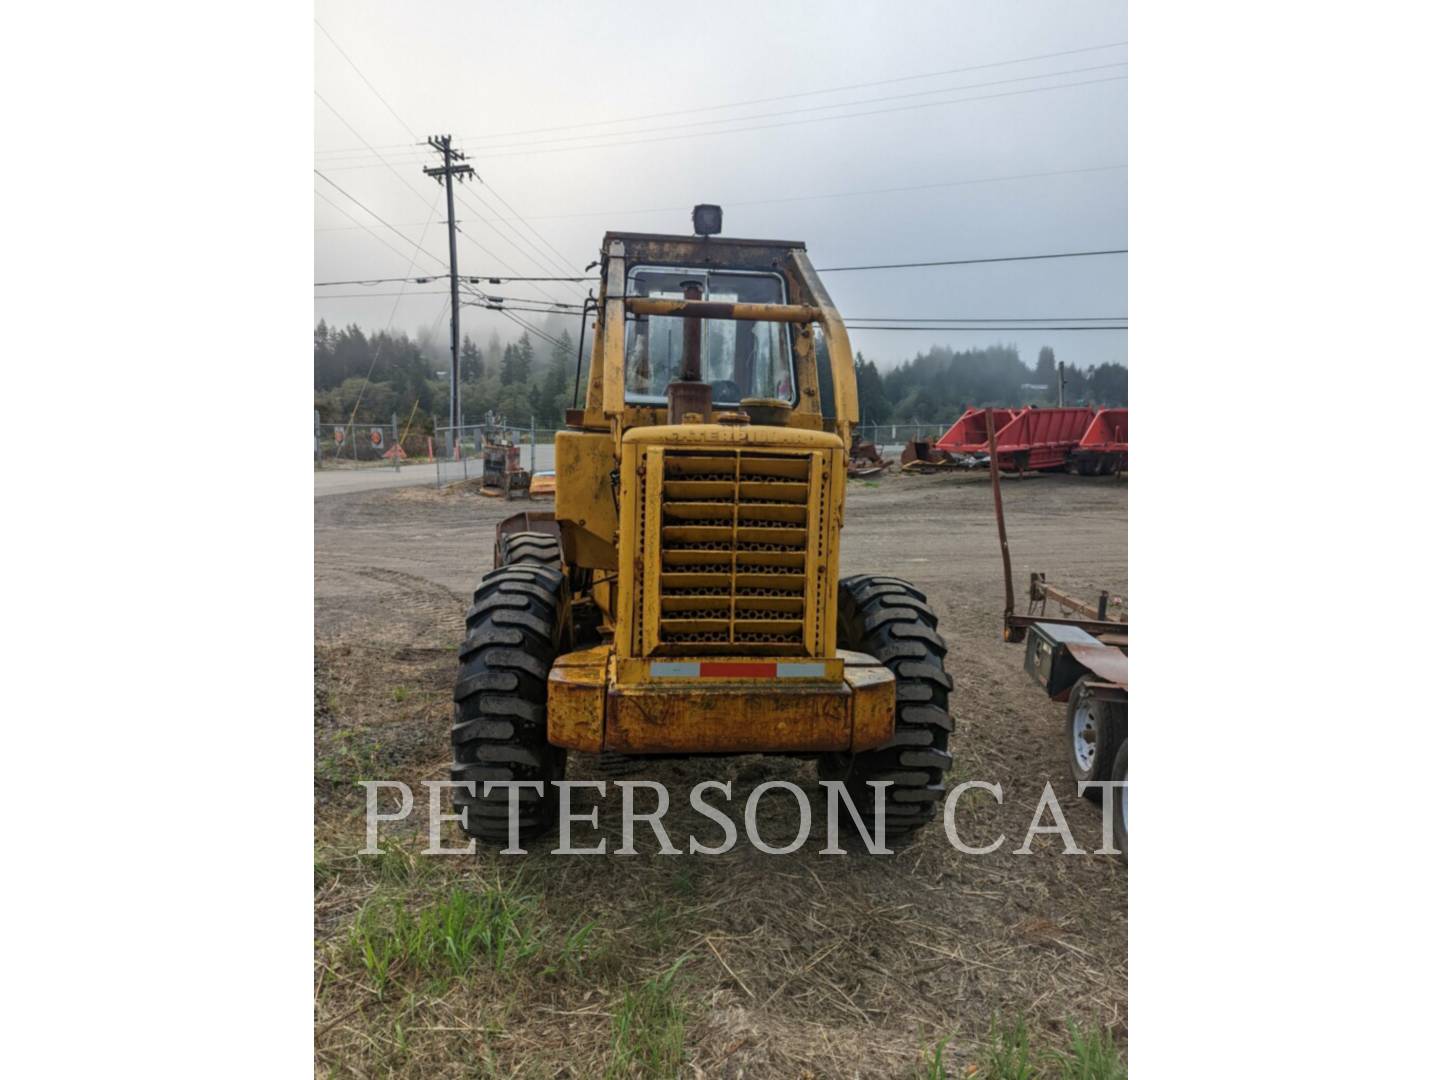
[650,448,815,654]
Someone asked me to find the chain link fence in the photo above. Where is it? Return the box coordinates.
[852,421,953,455]
[432,422,558,488]
[316,413,953,480]
[315,412,440,472]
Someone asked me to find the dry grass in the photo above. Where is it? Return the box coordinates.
[315,639,1126,1078]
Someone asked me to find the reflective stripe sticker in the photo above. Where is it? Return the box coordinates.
[649,662,700,677]
[699,661,776,678]
[648,661,829,679]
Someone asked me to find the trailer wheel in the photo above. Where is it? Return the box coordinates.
[450,562,569,843]
[1068,678,1126,803]
[819,575,953,847]
[1109,739,1128,857]
[495,530,562,571]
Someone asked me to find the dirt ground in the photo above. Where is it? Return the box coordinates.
[314,469,1128,1078]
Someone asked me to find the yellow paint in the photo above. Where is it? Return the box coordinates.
[553,431,617,570]
[546,645,610,751]
[535,228,895,757]
[845,662,898,751]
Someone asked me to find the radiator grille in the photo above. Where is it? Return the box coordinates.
[652,449,814,655]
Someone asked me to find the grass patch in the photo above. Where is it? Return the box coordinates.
[965,1017,1125,1080]
[983,1016,1037,1079]
[916,1033,955,1079]
[1050,1022,1125,1079]
[605,959,689,1079]
[347,886,541,996]
[317,727,384,785]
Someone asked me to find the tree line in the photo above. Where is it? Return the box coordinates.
[847,343,1127,425]
[314,318,584,431]
[315,321,1126,431]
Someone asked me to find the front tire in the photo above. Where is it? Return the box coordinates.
[450,561,569,842]
[495,529,561,571]
[820,575,953,847]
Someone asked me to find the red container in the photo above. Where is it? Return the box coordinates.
[991,407,1094,471]
[1069,408,1127,475]
[935,407,1018,453]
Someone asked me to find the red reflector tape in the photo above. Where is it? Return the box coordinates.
[698,661,777,678]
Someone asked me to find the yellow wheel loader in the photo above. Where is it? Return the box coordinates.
[452,207,952,845]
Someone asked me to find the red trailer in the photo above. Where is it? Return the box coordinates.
[935,407,1019,454]
[1068,408,1128,476]
[990,406,1094,472]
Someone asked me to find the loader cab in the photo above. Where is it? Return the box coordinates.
[580,216,860,439]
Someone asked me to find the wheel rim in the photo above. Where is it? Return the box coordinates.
[1072,701,1098,773]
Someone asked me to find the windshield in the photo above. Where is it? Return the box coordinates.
[623,267,795,406]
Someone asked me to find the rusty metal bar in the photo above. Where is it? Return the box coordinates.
[625,297,822,323]
[987,408,1019,640]
[679,282,703,382]
[1004,612,1130,639]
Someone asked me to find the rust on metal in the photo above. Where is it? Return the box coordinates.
[624,297,823,323]
[1027,572,1126,624]
[1068,641,1129,689]
[988,409,1021,641]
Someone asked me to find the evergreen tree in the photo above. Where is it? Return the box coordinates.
[1036,346,1056,384]
[460,335,482,380]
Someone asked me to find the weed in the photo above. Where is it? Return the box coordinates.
[917,1033,955,1079]
[983,1015,1037,1080]
[347,886,542,995]
[391,685,410,703]
[1049,1022,1125,1080]
[317,728,384,785]
[542,919,597,979]
[605,959,689,1079]
[668,863,697,898]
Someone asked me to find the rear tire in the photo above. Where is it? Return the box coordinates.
[451,560,569,843]
[1109,739,1128,858]
[495,530,561,571]
[1068,677,1126,803]
[820,575,953,847]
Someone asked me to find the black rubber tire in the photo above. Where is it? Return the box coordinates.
[820,575,953,846]
[1109,739,1128,858]
[450,561,569,842]
[494,530,561,572]
[1067,677,1127,804]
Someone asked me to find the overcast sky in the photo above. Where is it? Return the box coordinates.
[314,0,1127,372]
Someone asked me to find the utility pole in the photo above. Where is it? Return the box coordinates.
[424,135,475,452]
[1057,361,1067,407]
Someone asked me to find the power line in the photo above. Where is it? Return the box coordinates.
[314,40,1127,155]
[846,315,1126,322]
[471,180,586,275]
[314,275,589,295]
[312,36,585,290]
[339,192,444,430]
[318,62,1125,162]
[314,94,562,298]
[816,249,1127,272]
[314,170,449,272]
[450,182,584,289]
[846,325,1127,332]
[316,290,452,299]
[314,19,420,140]
[320,75,1127,165]
[379,164,1126,228]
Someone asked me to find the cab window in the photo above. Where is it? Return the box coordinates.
[623,267,795,406]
